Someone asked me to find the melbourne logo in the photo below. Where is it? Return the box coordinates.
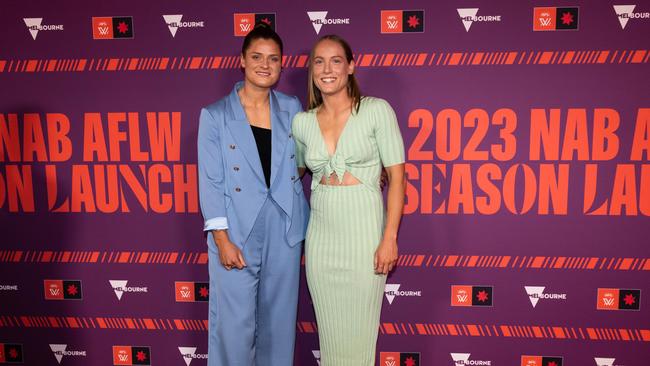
[113,346,151,365]
[456,9,501,32]
[380,10,424,33]
[594,358,625,366]
[23,18,64,40]
[613,5,650,29]
[175,281,209,302]
[0,343,23,363]
[44,280,82,300]
[92,16,134,39]
[380,352,420,366]
[533,7,579,31]
[0,284,18,291]
[384,284,422,305]
[233,13,276,36]
[162,15,204,37]
[521,355,563,366]
[451,353,491,366]
[307,11,350,34]
[312,350,321,365]
[109,280,148,300]
[451,285,493,307]
[178,347,207,366]
[597,288,641,310]
[524,286,567,308]
[49,344,86,364]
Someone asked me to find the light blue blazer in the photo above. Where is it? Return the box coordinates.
[198,82,309,249]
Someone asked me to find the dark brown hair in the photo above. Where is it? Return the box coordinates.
[241,23,283,56]
[307,35,362,113]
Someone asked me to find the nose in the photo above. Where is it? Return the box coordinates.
[323,60,331,73]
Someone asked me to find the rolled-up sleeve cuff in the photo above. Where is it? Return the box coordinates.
[204,217,228,231]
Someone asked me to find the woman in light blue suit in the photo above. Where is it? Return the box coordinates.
[197,25,309,366]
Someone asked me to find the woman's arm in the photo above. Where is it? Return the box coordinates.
[374,163,405,274]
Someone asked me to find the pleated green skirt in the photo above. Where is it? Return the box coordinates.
[305,184,386,366]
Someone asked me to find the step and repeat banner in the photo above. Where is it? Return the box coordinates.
[1,1,649,365]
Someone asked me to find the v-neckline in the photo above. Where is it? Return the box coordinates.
[314,110,352,157]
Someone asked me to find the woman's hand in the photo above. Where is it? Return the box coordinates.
[212,230,247,270]
[374,238,398,275]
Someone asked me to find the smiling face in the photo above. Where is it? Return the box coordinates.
[310,39,355,98]
[240,38,282,89]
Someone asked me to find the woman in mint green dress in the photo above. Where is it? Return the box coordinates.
[292,35,406,366]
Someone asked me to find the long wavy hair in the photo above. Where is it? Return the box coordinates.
[307,35,362,113]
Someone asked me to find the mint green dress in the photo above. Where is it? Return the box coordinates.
[292,97,405,366]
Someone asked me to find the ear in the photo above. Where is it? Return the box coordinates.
[240,53,246,68]
[348,59,355,75]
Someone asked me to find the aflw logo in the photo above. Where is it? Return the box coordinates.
[109,280,148,300]
[312,350,321,365]
[613,5,650,29]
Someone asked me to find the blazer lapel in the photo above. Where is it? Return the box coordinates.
[225,84,265,184]
[270,90,289,187]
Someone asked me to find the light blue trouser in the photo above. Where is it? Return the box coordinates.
[208,197,301,366]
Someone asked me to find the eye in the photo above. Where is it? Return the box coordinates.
[270,56,280,63]
[251,54,260,60]
[313,59,323,65]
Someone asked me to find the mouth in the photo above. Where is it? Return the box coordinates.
[256,71,271,77]
[320,77,336,83]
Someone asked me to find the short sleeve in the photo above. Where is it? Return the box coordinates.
[291,113,307,168]
[373,99,405,167]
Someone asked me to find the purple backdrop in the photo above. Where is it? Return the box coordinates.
[1,1,649,365]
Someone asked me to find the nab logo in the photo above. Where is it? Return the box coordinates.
[380,10,424,33]
[113,346,151,365]
[533,7,579,31]
[521,355,563,366]
[178,347,207,366]
[312,350,321,365]
[233,13,276,36]
[597,288,641,310]
[44,280,82,300]
[0,343,23,363]
[92,16,134,39]
[380,352,420,366]
[175,281,209,302]
[23,18,64,40]
[451,285,493,307]
[451,353,491,366]
[613,5,650,29]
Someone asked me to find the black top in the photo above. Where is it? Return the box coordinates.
[250,125,272,188]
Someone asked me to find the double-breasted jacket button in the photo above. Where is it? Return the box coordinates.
[288,133,293,138]
[235,187,241,192]
[233,166,240,171]
[229,144,236,149]
[291,176,296,181]
[290,154,295,159]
